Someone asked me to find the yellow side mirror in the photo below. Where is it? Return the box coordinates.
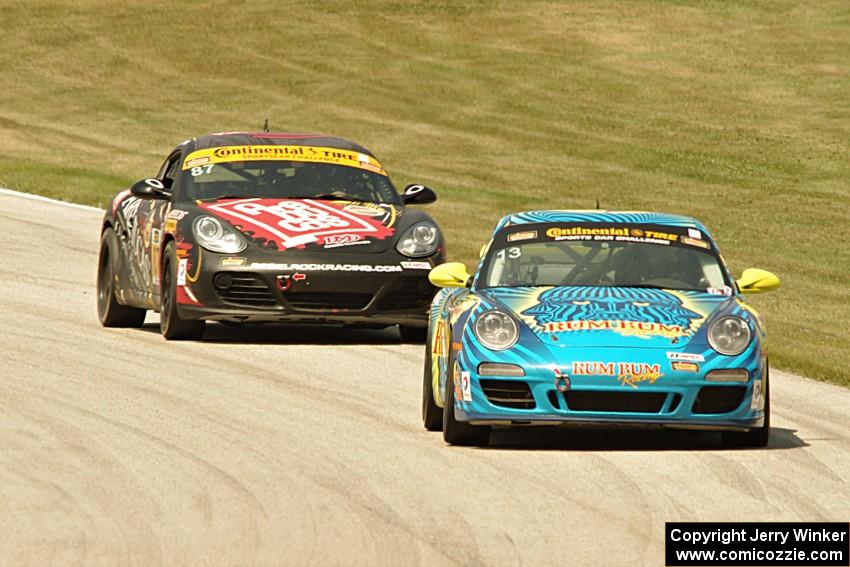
[429,262,472,288]
[736,268,780,294]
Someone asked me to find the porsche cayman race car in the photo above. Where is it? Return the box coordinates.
[422,211,780,447]
[97,132,444,340]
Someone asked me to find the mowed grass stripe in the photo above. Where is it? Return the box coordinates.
[1,0,847,385]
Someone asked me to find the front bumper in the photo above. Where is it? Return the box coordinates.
[176,250,438,325]
[452,358,767,432]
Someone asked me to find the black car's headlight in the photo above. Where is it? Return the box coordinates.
[396,221,439,257]
[707,316,752,356]
[193,216,247,254]
[474,310,519,351]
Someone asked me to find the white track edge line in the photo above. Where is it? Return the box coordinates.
[0,187,104,212]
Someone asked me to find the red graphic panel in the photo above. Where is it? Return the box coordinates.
[199,198,395,250]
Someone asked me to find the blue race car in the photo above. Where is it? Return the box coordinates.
[422,211,780,447]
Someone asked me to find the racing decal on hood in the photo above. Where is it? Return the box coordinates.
[522,287,703,339]
[182,145,387,175]
[198,198,397,251]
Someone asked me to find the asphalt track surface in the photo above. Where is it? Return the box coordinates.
[1,190,849,566]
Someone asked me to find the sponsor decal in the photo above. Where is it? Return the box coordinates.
[461,371,472,402]
[199,198,395,251]
[547,226,679,245]
[251,262,402,273]
[666,352,705,362]
[323,234,369,249]
[507,230,538,242]
[151,228,162,247]
[571,361,664,388]
[400,261,431,270]
[177,259,188,285]
[671,361,700,373]
[524,287,703,338]
[220,257,246,267]
[543,319,686,339]
[433,320,446,356]
[681,236,710,249]
[182,145,387,175]
[707,286,733,297]
[687,228,702,239]
[164,219,178,233]
[167,209,189,220]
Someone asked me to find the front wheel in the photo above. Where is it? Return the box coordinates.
[422,327,443,431]
[97,227,146,328]
[442,363,490,446]
[722,367,770,448]
[160,242,205,341]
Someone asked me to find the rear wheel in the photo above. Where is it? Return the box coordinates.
[442,359,490,446]
[399,325,427,343]
[722,367,770,448]
[422,327,443,431]
[97,228,146,328]
[160,242,205,341]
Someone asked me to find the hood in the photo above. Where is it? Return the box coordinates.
[196,197,401,253]
[480,286,733,350]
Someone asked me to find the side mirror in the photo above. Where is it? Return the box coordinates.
[402,184,437,205]
[429,262,471,288]
[130,178,170,199]
[736,268,780,294]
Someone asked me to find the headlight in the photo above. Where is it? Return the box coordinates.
[193,216,247,253]
[707,316,752,356]
[396,222,439,257]
[474,310,519,350]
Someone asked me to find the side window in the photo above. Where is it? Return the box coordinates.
[159,154,182,192]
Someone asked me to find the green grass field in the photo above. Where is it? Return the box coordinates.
[1,0,848,385]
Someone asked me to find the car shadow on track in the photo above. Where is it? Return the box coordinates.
[137,321,418,346]
[479,426,807,451]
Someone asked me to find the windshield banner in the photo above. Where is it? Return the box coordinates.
[182,145,387,175]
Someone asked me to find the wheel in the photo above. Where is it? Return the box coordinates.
[442,358,490,446]
[160,242,205,341]
[97,227,146,328]
[722,367,770,448]
[399,325,427,343]
[422,326,443,431]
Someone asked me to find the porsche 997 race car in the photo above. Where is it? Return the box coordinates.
[97,132,445,340]
[422,211,780,447]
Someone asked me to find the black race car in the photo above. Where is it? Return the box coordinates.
[97,132,445,340]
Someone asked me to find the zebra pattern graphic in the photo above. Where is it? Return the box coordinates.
[522,286,703,333]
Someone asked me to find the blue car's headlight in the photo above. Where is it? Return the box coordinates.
[474,310,518,351]
[708,316,752,356]
[193,216,247,254]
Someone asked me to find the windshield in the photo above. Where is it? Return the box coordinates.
[482,224,729,292]
[180,160,400,204]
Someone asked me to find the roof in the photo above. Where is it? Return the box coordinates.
[493,210,710,234]
[187,132,376,157]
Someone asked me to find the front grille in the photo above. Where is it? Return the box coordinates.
[217,273,277,307]
[563,391,666,413]
[377,277,435,311]
[480,380,536,409]
[284,292,372,311]
[692,386,747,414]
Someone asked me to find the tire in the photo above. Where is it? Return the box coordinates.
[722,367,770,448]
[422,327,443,431]
[442,357,490,446]
[160,242,205,341]
[97,227,146,328]
[399,325,427,343]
